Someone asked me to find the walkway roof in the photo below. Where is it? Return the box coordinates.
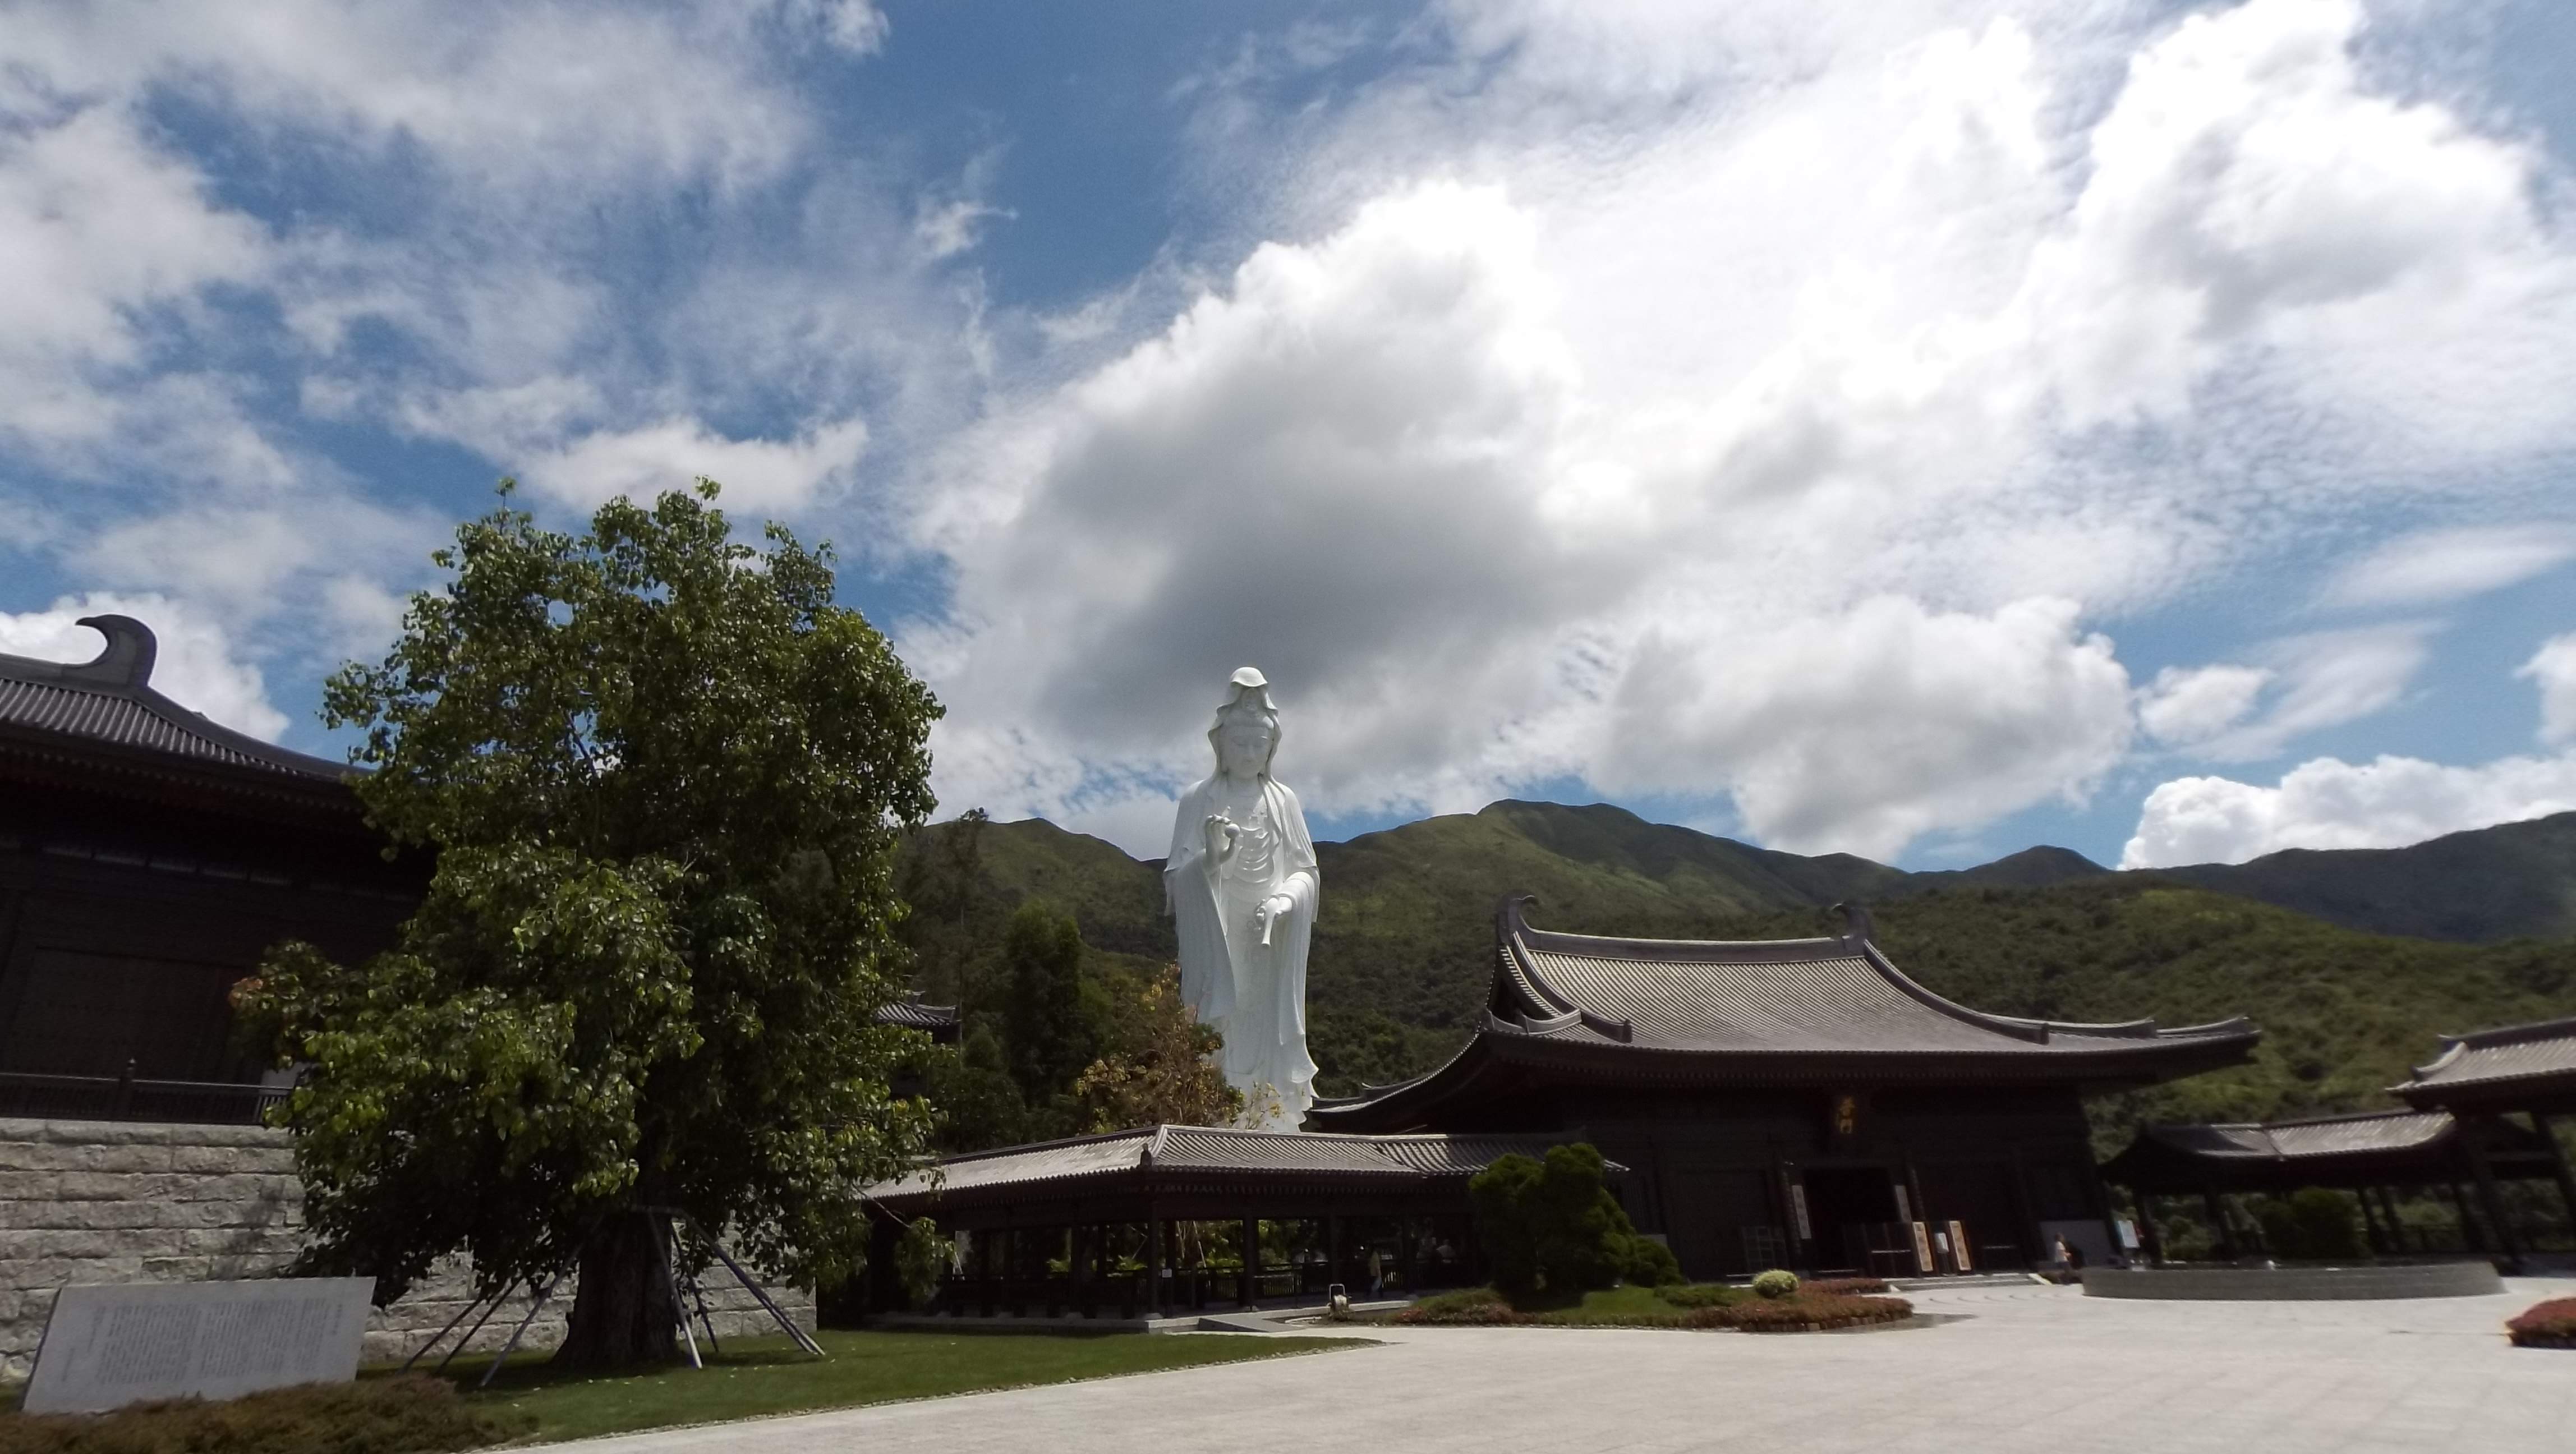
[2393,1016,2576,1115]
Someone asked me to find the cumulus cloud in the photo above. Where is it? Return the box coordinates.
[0,594,289,739]
[516,418,872,513]
[908,0,2576,859]
[2124,627,2576,866]
[2185,624,2432,762]
[2120,752,2576,868]
[2523,633,2576,747]
[2137,664,2273,748]
[2320,524,2576,609]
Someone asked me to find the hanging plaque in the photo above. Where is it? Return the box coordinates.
[1787,1182,1814,1242]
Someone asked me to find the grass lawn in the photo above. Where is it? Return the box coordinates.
[439,1327,1367,1443]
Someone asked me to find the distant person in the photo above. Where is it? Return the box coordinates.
[1368,1247,1385,1296]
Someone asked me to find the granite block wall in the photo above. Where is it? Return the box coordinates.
[0,1118,813,1378]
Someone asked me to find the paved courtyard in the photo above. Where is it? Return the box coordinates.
[564,1278,2576,1454]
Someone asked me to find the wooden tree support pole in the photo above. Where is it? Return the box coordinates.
[680,1212,824,1356]
[479,1275,560,1389]
[655,1214,702,1370]
[407,1286,503,1374]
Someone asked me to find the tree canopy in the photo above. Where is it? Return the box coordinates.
[239,481,941,1367]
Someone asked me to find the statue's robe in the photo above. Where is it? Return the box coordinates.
[1164,773,1320,1129]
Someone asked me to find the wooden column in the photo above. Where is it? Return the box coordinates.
[1146,1209,1166,1319]
[2202,1187,2234,1261]
[2356,1186,2386,1255]
[1239,1217,1259,1308]
[2537,1113,2576,1247]
[1327,1214,1345,1295]
[2447,1182,2486,1252]
[2461,1121,2521,1265]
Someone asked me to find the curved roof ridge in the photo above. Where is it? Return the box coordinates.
[0,616,353,785]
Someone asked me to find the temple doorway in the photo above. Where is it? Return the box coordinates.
[1801,1165,1902,1274]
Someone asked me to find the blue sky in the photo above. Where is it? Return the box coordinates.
[4,0,2575,871]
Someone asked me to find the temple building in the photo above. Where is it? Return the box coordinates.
[0,615,420,1122]
[1308,895,2260,1278]
[2105,1015,2576,1263]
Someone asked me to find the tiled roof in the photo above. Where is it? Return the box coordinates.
[2394,1016,2576,1106]
[867,1126,1578,1207]
[2140,1110,2455,1162]
[0,616,349,785]
[1487,896,2253,1059]
[873,999,960,1032]
[1314,898,2259,1130]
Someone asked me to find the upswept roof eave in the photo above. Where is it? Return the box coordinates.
[1492,893,2259,1058]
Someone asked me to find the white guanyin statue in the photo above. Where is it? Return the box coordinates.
[1164,668,1319,1131]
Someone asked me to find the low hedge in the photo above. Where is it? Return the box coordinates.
[1390,1282,1911,1332]
[0,1375,528,1454]
[1803,1276,1889,1296]
[1713,1294,1912,1332]
[2507,1297,2576,1349]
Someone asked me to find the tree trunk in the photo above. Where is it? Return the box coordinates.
[553,1209,680,1369]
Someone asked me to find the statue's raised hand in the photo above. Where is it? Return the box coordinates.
[1204,812,1240,862]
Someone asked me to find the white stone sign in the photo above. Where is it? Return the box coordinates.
[24,1277,374,1414]
[1166,667,1321,1130]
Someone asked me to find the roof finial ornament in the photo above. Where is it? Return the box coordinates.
[68,615,157,688]
[1831,900,1874,946]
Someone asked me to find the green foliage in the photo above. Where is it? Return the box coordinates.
[0,1375,527,1454]
[1070,964,1240,1133]
[892,1217,953,1310]
[898,804,2576,1111]
[1001,902,1093,1104]
[237,482,941,1360]
[1651,1282,1750,1309]
[1623,1235,1683,1287]
[2252,1188,2367,1260]
[923,1024,1033,1153]
[1750,1268,1800,1299]
[1468,1143,1662,1299]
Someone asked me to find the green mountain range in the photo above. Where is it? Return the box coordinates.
[898,801,2576,1132]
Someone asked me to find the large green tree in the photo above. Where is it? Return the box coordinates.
[239,482,941,1368]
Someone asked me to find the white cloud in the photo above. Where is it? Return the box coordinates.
[909,0,2576,859]
[2321,524,2576,609]
[2120,752,2576,868]
[2189,623,2432,762]
[2138,663,2273,747]
[1601,596,2135,859]
[0,594,289,740]
[2523,633,2576,747]
[516,418,871,512]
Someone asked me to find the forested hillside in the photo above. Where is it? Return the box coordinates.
[893,800,2576,1126]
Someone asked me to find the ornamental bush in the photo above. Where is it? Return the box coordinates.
[0,1375,527,1454]
[1751,1269,1800,1299]
[1805,1276,1889,1295]
[2507,1296,2576,1346]
[1469,1143,1667,1299]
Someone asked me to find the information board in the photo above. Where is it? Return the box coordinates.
[24,1278,375,1415]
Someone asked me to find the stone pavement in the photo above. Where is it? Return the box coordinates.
[558,1277,2576,1454]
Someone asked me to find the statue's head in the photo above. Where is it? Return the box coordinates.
[1209,666,1281,779]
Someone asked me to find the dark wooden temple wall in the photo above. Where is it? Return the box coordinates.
[1402,1079,2104,1277]
[0,783,416,1085]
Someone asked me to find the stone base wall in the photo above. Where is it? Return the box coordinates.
[0,1119,814,1379]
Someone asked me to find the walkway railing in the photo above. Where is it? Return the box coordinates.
[0,1069,286,1126]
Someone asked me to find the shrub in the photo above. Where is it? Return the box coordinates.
[0,1375,527,1454]
[2252,1188,2366,1260]
[2508,1297,2576,1346]
[1390,1286,1520,1326]
[1726,1294,1912,1332]
[1750,1269,1800,1300]
[1621,1235,1683,1288]
[1654,1283,1746,1309]
[1804,1276,1889,1296]
[1469,1143,1650,1299]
